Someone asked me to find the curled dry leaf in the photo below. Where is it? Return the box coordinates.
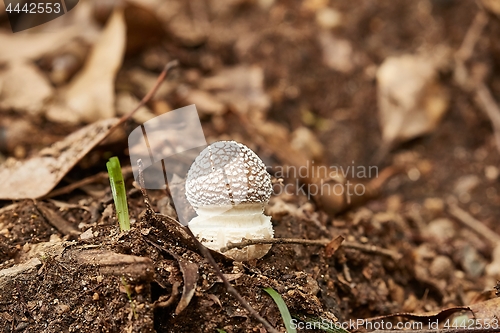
[325,235,344,258]
[174,257,199,315]
[376,49,450,150]
[0,61,53,115]
[47,9,126,124]
[0,118,118,200]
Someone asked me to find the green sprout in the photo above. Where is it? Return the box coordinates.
[106,157,130,231]
[216,329,227,333]
[263,287,297,333]
[121,276,137,319]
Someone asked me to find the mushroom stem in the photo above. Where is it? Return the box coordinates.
[188,203,273,261]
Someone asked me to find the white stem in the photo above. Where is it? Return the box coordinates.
[188,203,274,261]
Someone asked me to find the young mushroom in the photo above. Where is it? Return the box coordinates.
[185,141,274,261]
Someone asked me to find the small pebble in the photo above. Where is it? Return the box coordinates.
[485,166,499,180]
[423,197,444,215]
[429,255,454,279]
[15,322,29,331]
[461,245,486,278]
[426,218,455,243]
[79,228,94,240]
[316,7,342,29]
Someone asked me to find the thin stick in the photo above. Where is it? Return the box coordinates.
[448,203,500,246]
[452,10,500,154]
[475,82,500,154]
[455,11,488,62]
[105,60,179,139]
[221,238,402,261]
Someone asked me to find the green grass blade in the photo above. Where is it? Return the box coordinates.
[216,330,227,333]
[263,287,297,333]
[106,157,130,231]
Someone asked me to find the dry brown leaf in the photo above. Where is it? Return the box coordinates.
[47,9,126,124]
[482,0,500,17]
[376,50,450,146]
[127,67,174,100]
[0,29,79,64]
[173,255,199,315]
[469,297,500,320]
[0,61,53,115]
[200,65,270,114]
[290,127,325,161]
[0,118,118,200]
[325,235,344,258]
[177,87,226,115]
[366,297,500,327]
[116,92,155,123]
[318,32,355,73]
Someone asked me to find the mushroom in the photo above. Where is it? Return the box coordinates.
[185,141,273,261]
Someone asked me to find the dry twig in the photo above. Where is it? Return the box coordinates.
[221,237,402,261]
[475,82,500,154]
[448,203,500,246]
[454,10,500,154]
[33,200,80,237]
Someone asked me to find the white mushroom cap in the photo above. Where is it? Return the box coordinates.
[185,141,272,209]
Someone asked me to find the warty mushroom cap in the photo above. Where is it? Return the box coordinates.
[185,141,272,209]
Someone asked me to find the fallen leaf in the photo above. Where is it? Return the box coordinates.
[481,0,500,17]
[318,32,355,73]
[116,92,155,123]
[0,118,118,200]
[173,255,199,315]
[167,10,208,47]
[0,61,53,115]
[47,9,126,124]
[127,67,174,100]
[376,49,450,147]
[0,29,79,64]
[290,127,324,161]
[200,65,270,114]
[123,3,165,54]
[325,235,344,258]
[177,87,226,115]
